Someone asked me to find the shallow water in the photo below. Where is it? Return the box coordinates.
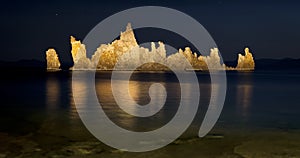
[0,70,299,157]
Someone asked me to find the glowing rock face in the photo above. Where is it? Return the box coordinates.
[70,36,81,63]
[46,48,61,70]
[116,42,168,70]
[46,23,255,71]
[116,43,225,71]
[179,47,207,70]
[236,48,255,70]
[168,47,207,70]
[96,23,138,70]
[200,48,225,70]
[70,36,92,69]
[70,23,139,70]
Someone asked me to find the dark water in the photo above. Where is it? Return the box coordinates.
[0,70,300,157]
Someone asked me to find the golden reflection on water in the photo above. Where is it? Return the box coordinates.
[46,76,60,110]
[69,72,188,131]
[70,72,204,132]
[95,78,138,128]
[94,75,170,130]
[236,84,253,118]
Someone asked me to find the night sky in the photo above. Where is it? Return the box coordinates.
[1,0,300,64]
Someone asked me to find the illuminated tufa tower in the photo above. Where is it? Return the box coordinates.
[96,23,138,69]
[45,23,255,71]
[236,47,255,70]
[46,48,61,70]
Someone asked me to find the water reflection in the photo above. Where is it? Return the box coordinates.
[46,75,60,110]
[236,73,253,119]
[70,72,186,132]
[72,71,220,137]
[44,73,92,140]
[95,78,137,129]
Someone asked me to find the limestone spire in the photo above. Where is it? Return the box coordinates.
[70,36,83,63]
[126,23,132,31]
[46,48,61,70]
[236,47,255,70]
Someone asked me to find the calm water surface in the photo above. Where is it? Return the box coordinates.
[0,70,299,157]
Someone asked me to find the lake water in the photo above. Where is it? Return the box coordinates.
[0,70,299,157]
